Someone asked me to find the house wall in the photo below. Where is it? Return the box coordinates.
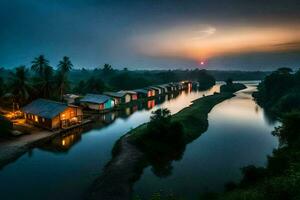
[52,116,60,129]
[131,94,138,101]
[25,113,52,129]
[113,97,121,105]
[86,103,101,110]
[104,100,115,109]
[124,94,131,103]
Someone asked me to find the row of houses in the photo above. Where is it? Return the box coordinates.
[65,81,193,112]
[19,81,195,130]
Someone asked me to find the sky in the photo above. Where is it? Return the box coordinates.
[1,0,300,71]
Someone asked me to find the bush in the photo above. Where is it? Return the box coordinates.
[274,93,300,114]
[0,115,12,135]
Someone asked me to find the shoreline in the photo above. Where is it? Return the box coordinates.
[0,119,92,169]
[86,86,244,200]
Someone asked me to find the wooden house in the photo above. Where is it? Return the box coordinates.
[133,89,149,99]
[168,83,177,91]
[143,88,156,97]
[159,84,172,93]
[21,99,83,130]
[104,92,131,105]
[157,85,168,94]
[80,94,115,111]
[118,90,138,101]
[149,86,163,95]
[63,94,81,104]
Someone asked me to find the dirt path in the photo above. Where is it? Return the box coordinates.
[0,130,54,169]
[0,120,92,169]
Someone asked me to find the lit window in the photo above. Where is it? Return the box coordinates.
[42,118,45,122]
[34,115,38,122]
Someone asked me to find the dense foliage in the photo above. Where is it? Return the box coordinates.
[253,68,300,115]
[0,115,13,135]
[220,80,247,93]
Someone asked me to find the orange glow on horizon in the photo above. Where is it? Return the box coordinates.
[134,24,300,62]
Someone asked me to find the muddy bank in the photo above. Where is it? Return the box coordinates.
[86,135,146,200]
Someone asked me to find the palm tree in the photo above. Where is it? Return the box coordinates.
[57,56,73,100]
[31,55,55,98]
[57,56,73,73]
[9,66,32,107]
[31,55,50,76]
[42,65,54,98]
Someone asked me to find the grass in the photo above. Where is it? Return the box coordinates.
[129,89,238,145]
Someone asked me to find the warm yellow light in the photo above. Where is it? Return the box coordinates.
[62,140,65,146]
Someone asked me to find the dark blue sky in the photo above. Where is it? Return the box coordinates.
[1,0,300,70]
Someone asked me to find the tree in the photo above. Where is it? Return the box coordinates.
[73,80,86,94]
[85,77,106,93]
[226,78,233,85]
[0,115,13,135]
[273,111,300,147]
[57,56,73,100]
[103,63,113,72]
[31,55,50,76]
[57,56,73,74]
[9,66,32,106]
[31,55,54,98]
[0,77,5,97]
[197,69,216,90]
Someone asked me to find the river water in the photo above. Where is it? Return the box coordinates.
[0,82,278,200]
[134,82,279,199]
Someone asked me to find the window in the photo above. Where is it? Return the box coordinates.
[34,115,38,122]
[42,118,45,122]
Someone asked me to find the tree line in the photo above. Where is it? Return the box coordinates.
[0,56,217,108]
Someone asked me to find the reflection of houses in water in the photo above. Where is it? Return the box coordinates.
[39,128,83,153]
[147,100,155,109]
[102,112,117,123]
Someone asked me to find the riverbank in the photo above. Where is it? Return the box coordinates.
[0,119,92,169]
[211,70,300,200]
[87,84,246,200]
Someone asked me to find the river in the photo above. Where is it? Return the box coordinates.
[0,82,278,200]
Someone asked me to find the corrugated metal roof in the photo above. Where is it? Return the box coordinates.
[63,94,80,99]
[80,94,112,104]
[118,90,137,95]
[133,89,148,94]
[149,86,162,90]
[103,92,126,98]
[21,99,68,119]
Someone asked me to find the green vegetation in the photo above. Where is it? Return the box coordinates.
[127,84,244,180]
[0,55,219,109]
[0,115,13,136]
[253,68,300,115]
[220,79,247,93]
[209,68,300,200]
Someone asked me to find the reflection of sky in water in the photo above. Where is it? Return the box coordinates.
[134,84,279,199]
[0,85,220,200]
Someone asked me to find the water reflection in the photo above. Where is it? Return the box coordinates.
[134,84,279,199]
[37,88,198,154]
[0,85,222,200]
[40,128,83,153]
